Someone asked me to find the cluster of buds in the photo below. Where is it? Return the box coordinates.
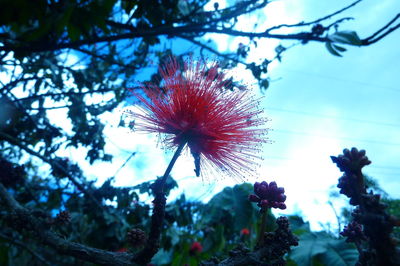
[261,216,298,264]
[248,181,286,212]
[126,228,147,247]
[331,148,371,174]
[337,174,359,205]
[340,221,366,243]
[54,210,71,224]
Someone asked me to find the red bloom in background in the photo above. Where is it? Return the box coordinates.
[189,241,203,255]
[129,58,268,179]
[116,247,127,253]
[241,228,250,235]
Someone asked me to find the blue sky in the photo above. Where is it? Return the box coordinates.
[42,0,399,231]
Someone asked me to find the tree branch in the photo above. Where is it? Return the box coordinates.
[0,131,102,209]
[362,13,400,45]
[2,4,397,56]
[0,183,137,266]
[13,88,116,103]
[0,24,338,54]
[178,35,249,67]
[266,0,363,33]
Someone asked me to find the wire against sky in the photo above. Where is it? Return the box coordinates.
[272,129,400,147]
[279,67,400,93]
[265,107,400,128]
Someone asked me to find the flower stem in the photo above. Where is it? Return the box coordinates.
[134,142,186,264]
[160,141,186,192]
[257,210,267,246]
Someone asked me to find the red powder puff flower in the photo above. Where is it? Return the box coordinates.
[240,228,250,235]
[128,58,268,179]
[189,241,203,255]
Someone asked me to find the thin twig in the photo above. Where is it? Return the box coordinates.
[265,0,363,33]
[13,88,116,102]
[113,151,137,178]
[363,13,400,42]
[327,200,341,237]
[0,131,102,209]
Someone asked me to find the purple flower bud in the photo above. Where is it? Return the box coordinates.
[248,194,260,202]
[260,199,269,207]
[258,184,269,198]
[269,182,278,194]
[260,181,268,188]
[269,181,277,189]
[277,194,287,202]
[278,202,286,209]
[250,181,287,211]
[253,182,260,193]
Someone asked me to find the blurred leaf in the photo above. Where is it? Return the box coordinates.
[289,232,358,266]
[204,183,257,232]
[0,243,9,265]
[325,42,342,57]
[328,31,362,45]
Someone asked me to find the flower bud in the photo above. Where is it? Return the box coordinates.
[260,199,269,207]
[248,194,260,202]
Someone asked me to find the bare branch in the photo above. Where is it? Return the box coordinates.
[0,131,102,209]
[0,24,333,54]
[1,3,398,56]
[113,151,137,178]
[362,13,400,45]
[265,0,363,33]
[13,88,117,102]
[0,183,136,266]
[73,47,138,70]
[178,35,249,67]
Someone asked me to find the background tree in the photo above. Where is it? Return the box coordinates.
[0,0,399,265]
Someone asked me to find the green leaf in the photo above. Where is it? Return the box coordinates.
[290,232,327,265]
[204,183,257,232]
[67,23,81,41]
[328,31,362,45]
[0,243,9,265]
[332,44,347,52]
[325,42,342,57]
[317,239,359,266]
[289,232,358,266]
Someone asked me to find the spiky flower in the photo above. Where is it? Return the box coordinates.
[127,58,268,179]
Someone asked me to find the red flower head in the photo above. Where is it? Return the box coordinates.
[116,247,127,253]
[128,58,268,179]
[240,228,250,235]
[189,241,203,255]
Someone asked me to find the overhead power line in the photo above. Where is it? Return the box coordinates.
[265,107,400,128]
[264,155,400,173]
[272,128,400,146]
[279,67,400,93]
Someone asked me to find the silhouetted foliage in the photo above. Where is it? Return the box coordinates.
[1,0,399,265]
